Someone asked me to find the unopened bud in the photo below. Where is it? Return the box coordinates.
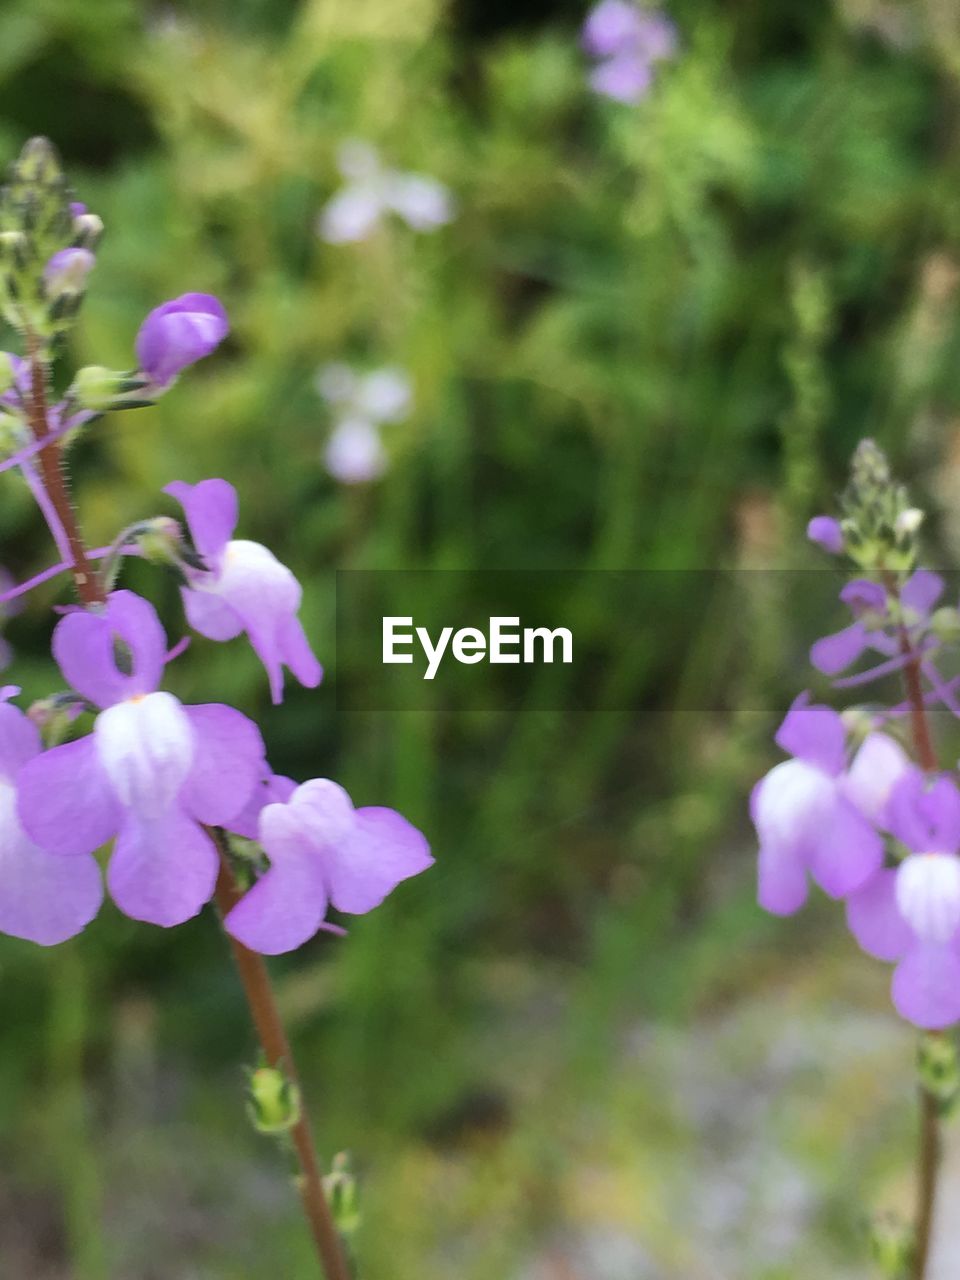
[43,247,94,300]
[323,1152,361,1236]
[70,365,154,414]
[14,138,63,187]
[71,212,103,250]
[27,693,86,747]
[895,507,925,539]
[246,1064,301,1135]
[135,516,192,569]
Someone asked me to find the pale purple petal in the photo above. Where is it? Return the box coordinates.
[180,587,244,641]
[845,869,912,961]
[0,785,102,945]
[892,942,960,1029]
[757,839,809,915]
[840,579,887,615]
[840,731,910,826]
[164,478,238,566]
[225,772,297,840]
[53,590,167,708]
[582,0,643,56]
[810,623,869,676]
[901,570,944,617]
[17,735,121,855]
[806,796,883,898]
[226,800,328,953]
[136,293,229,389]
[276,615,323,693]
[108,808,218,926]
[0,702,40,779]
[317,186,384,244]
[635,11,677,60]
[385,175,454,231]
[589,54,653,103]
[896,854,960,943]
[179,703,265,826]
[807,516,844,555]
[774,703,846,775]
[325,807,434,914]
[887,768,960,853]
[324,419,387,484]
[356,369,412,423]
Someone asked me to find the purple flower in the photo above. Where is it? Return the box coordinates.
[135,293,229,389]
[164,479,322,704]
[846,769,960,1029]
[43,247,95,297]
[16,591,265,928]
[752,700,908,914]
[810,571,943,678]
[807,515,844,555]
[224,778,433,954]
[582,2,676,104]
[0,698,102,944]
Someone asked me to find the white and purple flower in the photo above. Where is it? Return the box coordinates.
[224,778,433,954]
[317,142,454,245]
[752,699,909,915]
[847,769,960,1029]
[165,478,323,704]
[16,591,266,928]
[581,1,677,104]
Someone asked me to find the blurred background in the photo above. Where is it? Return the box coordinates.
[2,0,960,1275]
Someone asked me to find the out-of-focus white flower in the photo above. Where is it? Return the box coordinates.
[317,365,414,485]
[317,142,454,244]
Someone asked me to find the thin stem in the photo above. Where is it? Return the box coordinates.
[888,574,942,1280]
[213,844,352,1280]
[20,347,350,1278]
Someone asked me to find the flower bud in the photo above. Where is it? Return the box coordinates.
[868,1211,914,1277]
[27,693,86,748]
[918,1031,960,1114]
[69,365,154,413]
[245,1064,301,1135]
[14,137,63,188]
[323,1152,361,1237]
[896,507,925,539]
[43,247,94,299]
[71,212,103,250]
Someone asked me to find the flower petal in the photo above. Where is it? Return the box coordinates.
[887,768,960,853]
[774,703,846,775]
[17,735,121,855]
[180,586,244,641]
[53,590,167,707]
[317,185,384,244]
[224,771,297,840]
[0,782,102,944]
[841,731,910,826]
[845,869,912,961]
[325,806,434,915]
[806,796,883,899]
[94,691,195,818]
[164,478,238,567]
[107,808,218,926]
[179,703,265,826]
[0,702,40,780]
[892,942,960,1029]
[901,570,944,617]
[810,624,869,676]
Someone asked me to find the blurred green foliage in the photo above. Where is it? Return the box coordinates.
[1,0,960,1275]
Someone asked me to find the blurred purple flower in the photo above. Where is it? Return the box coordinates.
[16,591,265,928]
[43,247,95,297]
[582,2,676,103]
[0,699,103,944]
[317,364,413,485]
[846,768,960,1029]
[224,778,433,954]
[751,699,908,914]
[317,142,454,244]
[135,293,229,389]
[165,478,323,704]
[807,515,844,555]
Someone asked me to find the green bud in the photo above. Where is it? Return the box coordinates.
[840,441,923,572]
[868,1211,914,1278]
[70,366,154,414]
[246,1064,301,1136]
[323,1152,361,1238]
[14,138,63,189]
[918,1031,960,1114]
[71,212,103,251]
[26,693,88,748]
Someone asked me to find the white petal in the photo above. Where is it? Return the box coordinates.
[897,854,960,943]
[753,759,836,853]
[324,419,387,484]
[95,692,195,817]
[841,732,910,825]
[287,779,357,850]
[356,368,412,423]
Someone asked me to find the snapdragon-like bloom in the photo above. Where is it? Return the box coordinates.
[847,769,960,1029]
[165,478,322,704]
[0,696,102,944]
[316,364,413,484]
[135,293,229,389]
[317,142,454,244]
[582,1,676,103]
[16,591,265,927]
[224,778,433,954]
[752,700,908,914]
[811,571,942,678]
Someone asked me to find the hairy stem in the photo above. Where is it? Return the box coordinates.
[213,845,352,1280]
[22,346,350,1279]
[891,576,942,1280]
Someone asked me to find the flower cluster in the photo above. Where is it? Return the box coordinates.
[0,137,433,954]
[316,141,454,245]
[316,363,413,484]
[581,0,677,104]
[753,441,960,1029]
